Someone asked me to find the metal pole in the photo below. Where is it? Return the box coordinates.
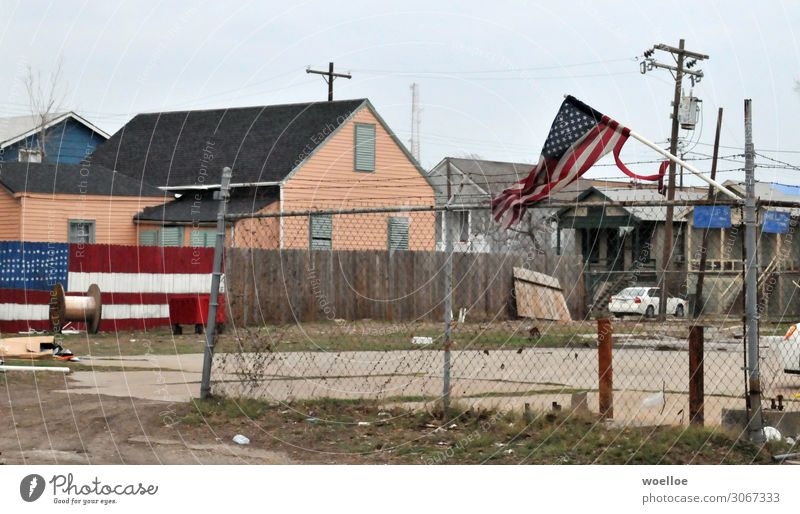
[688,324,704,425]
[659,39,685,320]
[693,107,724,318]
[442,162,453,417]
[743,99,765,442]
[597,318,613,419]
[327,62,334,101]
[200,166,233,400]
[442,211,453,418]
[627,130,740,200]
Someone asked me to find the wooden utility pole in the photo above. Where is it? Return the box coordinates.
[641,40,709,319]
[306,62,352,101]
[693,107,723,318]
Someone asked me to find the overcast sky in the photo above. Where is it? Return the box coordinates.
[1,0,798,186]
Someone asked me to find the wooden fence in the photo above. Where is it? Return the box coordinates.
[224,248,585,326]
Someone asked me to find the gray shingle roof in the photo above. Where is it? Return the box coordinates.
[585,187,706,221]
[90,99,367,188]
[0,161,164,197]
[135,186,278,223]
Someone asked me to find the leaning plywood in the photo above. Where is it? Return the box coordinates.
[513,268,571,322]
[0,335,56,360]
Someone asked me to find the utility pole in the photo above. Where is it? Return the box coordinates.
[640,39,708,319]
[306,62,352,101]
[743,99,765,443]
[693,107,723,318]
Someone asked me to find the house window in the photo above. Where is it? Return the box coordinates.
[310,214,332,250]
[139,229,158,246]
[19,148,42,163]
[388,217,409,251]
[68,220,95,244]
[138,227,184,246]
[454,210,470,243]
[159,226,183,247]
[354,123,376,172]
[190,229,216,247]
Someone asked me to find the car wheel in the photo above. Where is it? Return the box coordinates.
[675,304,685,318]
[645,305,655,318]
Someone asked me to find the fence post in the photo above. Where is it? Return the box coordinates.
[597,318,613,419]
[688,324,704,426]
[200,166,233,400]
[743,99,765,442]
[442,207,453,417]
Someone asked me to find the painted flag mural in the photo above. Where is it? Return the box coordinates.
[492,95,668,228]
[0,242,217,332]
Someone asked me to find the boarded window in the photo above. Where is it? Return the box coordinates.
[310,214,332,250]
[139,230,158,246]
[159,226,183,247]
[354,123,376,172]
[388,217,409,251]
[190,229,216,247]
[68,220,95,244]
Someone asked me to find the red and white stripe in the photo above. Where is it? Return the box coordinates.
[492,116,629,228]
[0,244,217,333]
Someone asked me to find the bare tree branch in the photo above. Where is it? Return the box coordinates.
[21,58,66,161]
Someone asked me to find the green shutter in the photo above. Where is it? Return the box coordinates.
[139,230,158,246]
[310,215,332,250]
[354,123,376,171]
[190,229,212,247]
[159,226,183,247]
[388,217,409,251]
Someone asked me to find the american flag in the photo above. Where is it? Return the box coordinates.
[0,243,217,332]
[491,95,666,228]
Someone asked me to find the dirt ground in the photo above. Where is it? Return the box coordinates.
[0,371,299,464]
[0,370,780,465]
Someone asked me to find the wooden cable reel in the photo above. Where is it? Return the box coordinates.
[49,283,102,334]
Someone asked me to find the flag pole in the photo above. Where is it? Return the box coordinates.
[627,130,742,200]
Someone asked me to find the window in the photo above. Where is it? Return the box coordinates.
[454,210,470,243]
[158,226,183,247]
[310,214,332,250]
[138,227,185,247]
[68,220,95,244]
[19,148,42,163]
[354,123,376,171]
[139,229,158,246]
[190,229,216,247]
[388,217,409,251]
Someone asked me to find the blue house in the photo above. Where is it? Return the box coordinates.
[0,112,108,164]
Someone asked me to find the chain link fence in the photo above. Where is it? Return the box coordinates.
[208,199,800,433]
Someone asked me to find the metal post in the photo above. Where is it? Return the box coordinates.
[597,318,613,419]
[743,99,765,442]
[200,166,233,400]
[442,207,453,417]
[688,325,704,425]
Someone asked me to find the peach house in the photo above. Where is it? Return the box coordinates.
[89,99,436,250]
[0,161,166,244]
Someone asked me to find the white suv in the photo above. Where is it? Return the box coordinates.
[608,287,687,318]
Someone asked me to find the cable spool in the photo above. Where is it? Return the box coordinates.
[49,283,102,334]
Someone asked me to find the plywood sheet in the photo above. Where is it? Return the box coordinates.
[513,267,571,322]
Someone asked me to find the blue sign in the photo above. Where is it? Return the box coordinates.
[763,211,792,234]
[693,206,731,229]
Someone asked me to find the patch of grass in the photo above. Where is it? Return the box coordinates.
[172,396,773,464]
